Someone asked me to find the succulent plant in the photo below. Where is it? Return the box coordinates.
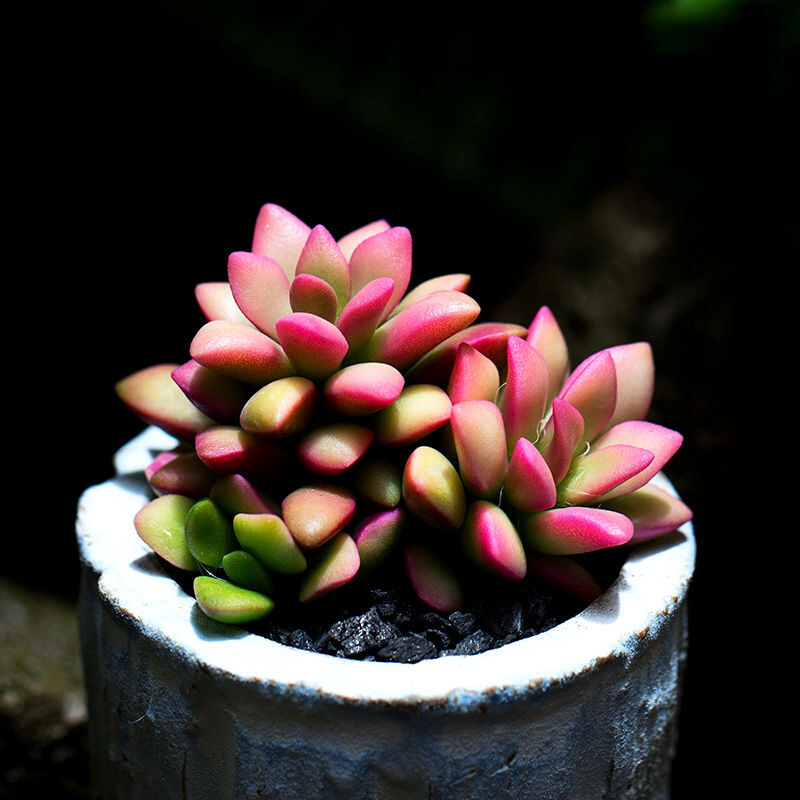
[117,202,692,627]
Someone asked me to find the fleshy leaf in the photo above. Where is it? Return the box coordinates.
[447,342,500,404]
[297,423,374,474]
[404,544,463,614]
[500,336,549,454]
[405,322,528,385]
[402,446,466,530]
[251,203,311,279]
[348,226,412,321]
[558,444,655,506]
[335,277,395,354]
[222,550,275,595]
[558,350,617,443]
[232,513,307,574]
[373,385,452,447]
[590,421,684,500]
[275,312,349,380]
[522,507,634,555]
[209,474,279,515]
[194,576,274,625]
[289,272,339,322]
[189,320,294,385]
[526,553,603,605]
[603,342,655,430]
[354,507,406,572]
[172,359,251,424]
[239,377,318,438]
[539,398,585,484]
[462,501,527,580]
[526,306,570,406]
[352,457,403,508]
[299,533,360,603]
[148,451,217,498]
[362,291,481,370]
[504,437,557,512]
[195,426,289,482]
[133,494,196,570]
[337,219,391,260]
[450,401,507,499]
[185,498,238,568]
[602,483,693,544]
[282,484,357,549]
[294,224,350,312]
[115,364,215,441]
[389,273,471,319]
[195,282,252,325]
[227,251,292,339]
[323,362,404,416]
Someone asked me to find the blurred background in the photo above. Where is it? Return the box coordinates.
[6,0,795,796]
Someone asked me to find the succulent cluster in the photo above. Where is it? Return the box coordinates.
[117,203,692,627]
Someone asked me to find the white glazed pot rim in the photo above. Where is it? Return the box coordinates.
[77,427,695,709]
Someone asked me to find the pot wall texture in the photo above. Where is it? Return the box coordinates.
[76,428,695,800]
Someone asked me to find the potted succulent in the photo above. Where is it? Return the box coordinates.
[76,202,694,799]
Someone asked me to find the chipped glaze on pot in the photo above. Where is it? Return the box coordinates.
[76,428,695,800]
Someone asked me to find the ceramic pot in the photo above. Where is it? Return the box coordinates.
[76,427,695,800]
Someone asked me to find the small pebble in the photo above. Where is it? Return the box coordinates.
[376,634,437,663]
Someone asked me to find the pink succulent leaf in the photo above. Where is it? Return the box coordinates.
[323,362,405,416]
[239,377,319,438]
[602,342,655,431]
[405,322,528,385]
[281,484,357,549]
[462,501,527,580]
[389,273,472,319]
[227,251,292,340]
[500,336,549,455]
[540,398,585,484]
[602,483,693,544]
[189,320,294,386]
[354,507,406,572]
[299,533,361,603]
[373,385,452,447]
[335,277,395,354]
[232,513,307,574]
[558,444,655,506]
[195,282,252,326]
[148,452,218,498]
[362,291,481,370]
[348,226,412,321]
[404,544,463,614]
[209,474,279,516]
[195,426,289,482]
[184,498,238,568]
[522,506,634,555]
[134,494,197,571]
[172,360,252,424]
[352,458,403,508]
[526,306,570,406]
[558,350,617,443]
[289,272,339,322]
[336,219,391,260]
[590,421,684,501]
[275,312,350,380]
[145,450,182,483]
[504,437,557,513]
[297,422,375,475]
[450,401,507,499]
[115,364,215,442]
[402,446,466,530]
[526,553,603,605]
[193,576,274,625]
[447,342,500,404]
[251,203,311,279]
[294,224,351,312]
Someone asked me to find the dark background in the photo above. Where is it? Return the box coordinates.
[9,0,795,796]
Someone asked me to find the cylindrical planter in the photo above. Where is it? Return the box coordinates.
[76,427,695,800]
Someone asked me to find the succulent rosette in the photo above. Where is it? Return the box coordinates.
[117,203,691,626]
